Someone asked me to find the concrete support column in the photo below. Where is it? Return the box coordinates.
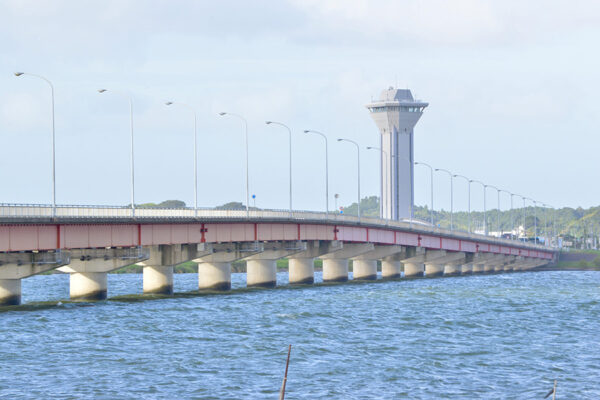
[472,263,485,273]
[381,260,402,279]
[320,242,375,283]
[247,259,277,288]
[70,272,107,300]
[195,242,264,291]
[460,264,473,275]
[0,251,71,306]
[425,263,444,278]
[143,266,174,295]
[444,264,461,276]
[444,253,473,276]
[243,241,306,288]
[494,263,505,273]
[483,263,495,273]
[289,258,314,285]
[402,249,456,279]
[323,259,349,282]
[404,262,424,278]
[0,279,21,306]
[353,259,378,280]
[198,262,231,290]
[59,247,149,300]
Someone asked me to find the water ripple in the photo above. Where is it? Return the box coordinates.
[0,271,599,398]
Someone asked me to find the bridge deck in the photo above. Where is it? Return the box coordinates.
[0,205,555,259]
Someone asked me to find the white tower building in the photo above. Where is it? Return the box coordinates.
[366,87,428,220]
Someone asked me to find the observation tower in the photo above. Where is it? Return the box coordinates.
[366,87,428,220]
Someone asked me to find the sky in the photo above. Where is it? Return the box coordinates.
[1,0,599,213]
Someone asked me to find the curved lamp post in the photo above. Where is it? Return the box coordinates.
[435,168,453,230]
[500,190,515,239]
[15,72,57,218]
[166,101,197,216]
[366,146,388,221]
[305,130,329,217]
[453,174,470,233]
[266,121,292,218]
[415,161,434,226]
[470,180,486,235]
[337,138,361,222]
[485,184,500,237]
[219,112,249,218]
[98,89,135,217]
[524,197,537,244]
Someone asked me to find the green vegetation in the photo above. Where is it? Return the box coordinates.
[341,196,600,241]
[137,200,187,208]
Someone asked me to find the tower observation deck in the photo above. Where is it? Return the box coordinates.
[366,87,428,221]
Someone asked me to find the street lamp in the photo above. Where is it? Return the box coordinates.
[166,101,198,217]
[305,130,329,217]
[485,184,500,237]
[366,146,388,221]
[502,190,517,239]
[415,161,434,226]
[98,89,135,217]
[435,168,453,230]
[337,138,361,222]
[219,112,249,217]
[15,72,57,218]
[266,121,293,218]
[516,194,527,241]
[470,180,486,235]
[453,174,470,233]
[525,197,537,244]
[545,203,557,248]
[541,203,550,247]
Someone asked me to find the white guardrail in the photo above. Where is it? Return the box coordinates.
[0,203,554,251]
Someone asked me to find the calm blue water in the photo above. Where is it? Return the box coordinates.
[1,271,599,399]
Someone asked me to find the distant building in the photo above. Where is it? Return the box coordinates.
[366,87,428,220]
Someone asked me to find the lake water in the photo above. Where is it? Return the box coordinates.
[1,271,599,399]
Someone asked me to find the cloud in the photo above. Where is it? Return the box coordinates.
[290,0,600,46]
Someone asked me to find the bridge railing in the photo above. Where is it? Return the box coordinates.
[0,203,554,251]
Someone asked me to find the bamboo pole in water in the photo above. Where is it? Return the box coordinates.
[279,345,292,400]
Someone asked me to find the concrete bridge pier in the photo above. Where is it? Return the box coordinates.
[288,241,342,285]
[426,252,465,277]
[517,257,546,271]
[459,264,473,275]
[0,279,21,306]
[0,251,70,306]
[472,263,484,273]
[483,255,504,273]
[139,244,205,295]
[319,243,374,282]
[58,248,148,301]
[511,256,527,272]
[456,253,475,275]
[494,258,508,273]
[244,241,306,288]
[471,254,494,274]
[442,253,472,276]
[381,247,412,279]
[402,249,449,278]
[195,242,264,290]
[352,245,404,280]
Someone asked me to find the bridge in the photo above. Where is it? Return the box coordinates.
[0,204,555,306]
[1,82,557,306]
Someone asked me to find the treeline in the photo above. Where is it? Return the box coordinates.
[135,197,600,238]
[341,196,600,238]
